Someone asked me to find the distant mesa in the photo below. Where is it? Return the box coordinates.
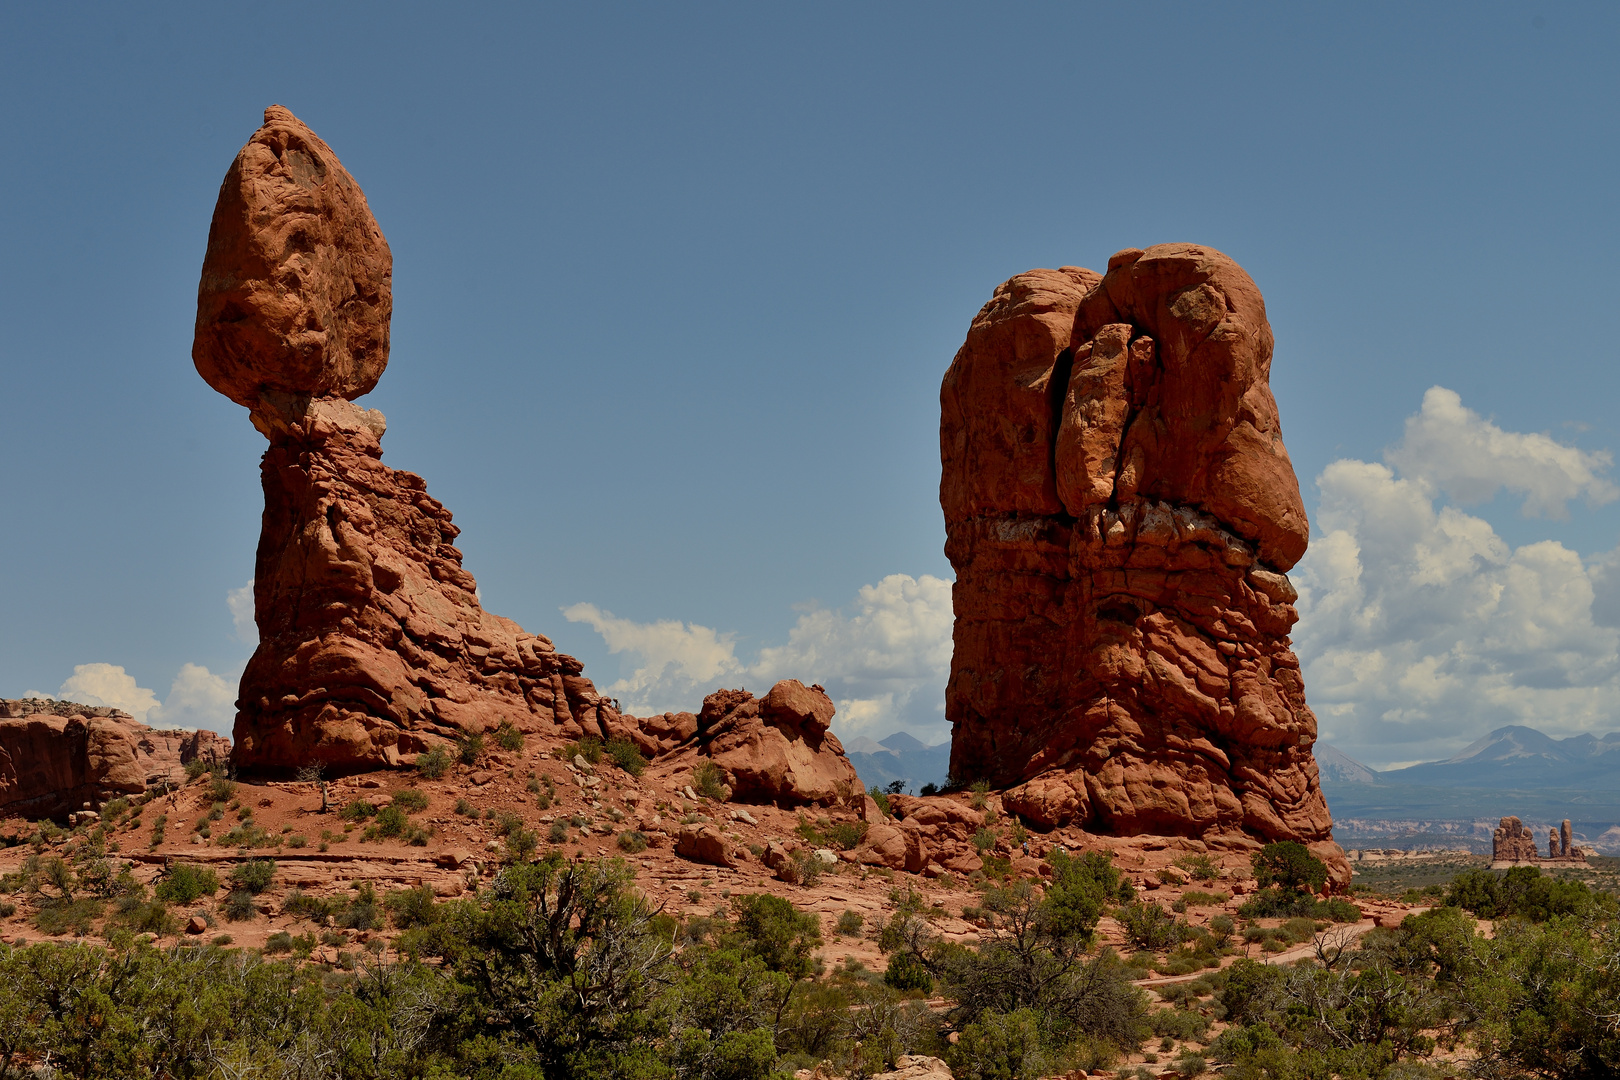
[1492,815,1587,868]
[0,698,229,819]
[941,247,1337,870]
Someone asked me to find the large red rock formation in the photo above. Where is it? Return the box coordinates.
[0,699,230,818]
[941,245,1332,849]
[195,108,629,773]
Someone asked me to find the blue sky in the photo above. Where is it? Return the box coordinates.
[3,3,1620,769]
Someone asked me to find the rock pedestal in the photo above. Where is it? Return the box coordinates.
[941,246,1331,848]
[195,108,623,773]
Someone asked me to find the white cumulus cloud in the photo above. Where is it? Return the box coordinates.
[149,663,237,732]
[56,663,162,721]
[227,580,257,643]
[565,573,955,743]
[1294,389,1620,769]
[41,661,236,733]
[1385,386,1618,518]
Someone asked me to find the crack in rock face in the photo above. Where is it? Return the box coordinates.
[940,245,1335,854]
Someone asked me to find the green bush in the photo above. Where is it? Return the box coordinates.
[457,732,486,765]
[495,721,525,751]
[869,786,892,818]
[548,821,569,844]
[34,897,103,935]
[971,827,997,854]
[563,737,603,765]
[505,828,539,862]
[454,797,477,816]
[836,910,864,936]
[222,889,258,922]
[1252,841,1327,894]
[385,885,439,929]
[154,863,220,904]
[1444,865,1597,922]
[416,747,452,778]
[1118,901,1186,951]
[391,788,429,813]
[205,777,237,803]
[693,760,727,800]
[883,949,933,993]
[229,859,277,894]
[1174,853,1222,882]
[605,737,647,777]
[617,831,648,854]
[336,883,383,930]
[183,758,209,780]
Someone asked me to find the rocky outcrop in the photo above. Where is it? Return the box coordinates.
[195,107,626,774]
[0,699,230,818]
[1493,814,1587,866]
[941,245,1331,847]
[658,682,862,809]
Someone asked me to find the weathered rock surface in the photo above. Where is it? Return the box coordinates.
[194,105,392,410]
[0,699,230,817]
[942,245,1332,847]
[656,682,861,809]
[195,108,630,773]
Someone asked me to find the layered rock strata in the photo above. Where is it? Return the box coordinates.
[196,108,628,773]
[0,699,230,818]
[941,245,1331,847]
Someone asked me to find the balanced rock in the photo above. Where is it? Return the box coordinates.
[195,108,625,773]
[195,105,391,410]
[941,245,1332,848]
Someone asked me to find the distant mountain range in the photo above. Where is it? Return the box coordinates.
[1319,725,1620,854]
[843,731,951,794]
[1325,726,1620,791]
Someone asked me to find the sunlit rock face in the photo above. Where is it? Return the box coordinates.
[941,245,1334,853]
[195,108,625,773]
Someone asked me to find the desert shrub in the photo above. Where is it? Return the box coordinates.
[205,777,237,803]
[495,721,525,751]
[457,732,486,765]
[563,737,603,765]
[385,885,439,929]
[946,1008,1077,1080]
[100,797,131,822]
[919,782,939,796]
[1444,865,1598,922]
[968,779,990,811]
[363,804,410,839]
[154,863,220,904]
[1118,901,1186,951]
[287,833,307,849]
[868,786,892,819]
[693,760,727,800]
[836,910,864,936]
[454,798,477,816]
[0,901,15,918]
[222,889,258,922]
[548,821,569,844]
[1151,1006,1210,1041]
[1252,841,1327,894]
[416,746,452,778]
[229,859,276,894]
[113,896,175,935]
[505,828,539,862]
[336,883,383,930]
[971,827,997,854]
[1174,853,1222,882]
[211,933,233,946]
[34,897,103,935]
[148,812,166,847]
[183,758,209,780]
[605,737,647,777]
[340,799,378,822]
[263,930,295,954]
[730,892,823,977]
[493,811,524,836]
[391,788,430,813]
[617,831,648,854]
[283,890,338,923]
[1180,890,1227,907]
[884,949,933,993]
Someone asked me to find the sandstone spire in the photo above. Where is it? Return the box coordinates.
[941,245,1333,850]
